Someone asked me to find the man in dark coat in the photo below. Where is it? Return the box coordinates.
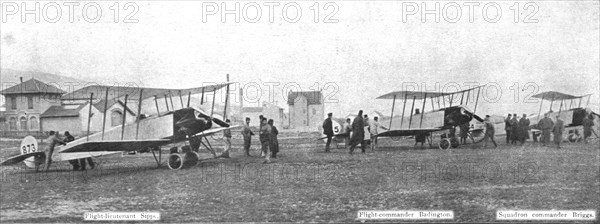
[259,118,272,163]
[553,115,565,148]
[349,110,365,154]
[44,131,66,171]
[582,114,595,143]
[510,114,519,144]
[504,114,512,144]
[268,119,280,158]
[538,113,554,146]
[241,117,254,156]
[322,113,334,152]
[483,115,498,148]
[64,131,79,171]
[518,114,530,145]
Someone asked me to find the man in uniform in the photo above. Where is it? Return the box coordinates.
[44,131,66,171]
[518,114,530,145]
[259,118,272,163]
[343,118,352,148]
[369,116,387,151]
[510,114,520,144]
[582,114,595,143]
[268,119,280,158]
[482,115,498,148]
[537,112,554,146]
[322,113,334,152]
[349,110,365,154]
[504,114,512,144]
[64,131,79,171]
[241,117,254,156]
[553,115,565,148]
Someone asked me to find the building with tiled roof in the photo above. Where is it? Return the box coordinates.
[0,78,64,136]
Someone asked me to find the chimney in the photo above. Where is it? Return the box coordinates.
[20,77,23,83]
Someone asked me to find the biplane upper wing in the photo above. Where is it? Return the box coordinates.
[531,91,580,101]
[374,128,443,138]
[0,151,45,166]
[59,139,171,153]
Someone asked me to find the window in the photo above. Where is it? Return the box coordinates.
[29,116,38,130]
[9,117,17,130]
[10,97,16,110]
[111,110,123,127]
[28,96,34,109]
[19,117,28,131]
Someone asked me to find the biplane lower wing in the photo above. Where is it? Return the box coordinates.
[59,139,171,153]
[0,152,45,166]
[317,132,350,140]
[374,128,443,137]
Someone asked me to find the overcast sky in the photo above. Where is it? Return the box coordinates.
[1,1,598,117]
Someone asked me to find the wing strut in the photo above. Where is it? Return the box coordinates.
[86,92,94,141]
[473,87,481,114]
[168,91,175,110]
[154,95,160,115]
[586,95,591,107]
[578,97,582,108]
[549,95,555,111]
[121,94,129,140]
[419,93,427,128]
[187,91,191,107]
[210,89,217,118]
[201,88,205,105]
[569,99,573,110]
[449,93,454,107]
[164,94,170,111]
[135,89,144,140]
[537,94,544,117]
[223,74,230,120]
[400,93,408,129]
[430,96,435,111]
[389,94,397,129]
[101,88,110,140]
[460,92,465,105]
[178,90,184,107]
[437,96,441,109]
[408,96,416,129]
[558,99,564,114]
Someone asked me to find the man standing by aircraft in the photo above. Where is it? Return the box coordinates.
[322,113,334,153]
[343,118,352,148]
[349,110,365,154]
[483,115,498,148]
[510,114,520,144]
[582,114,595,143]
[518,114,530,145]
[504,114,513,144]
[241,117,254,157]
[44,131,66,171]
[259,118,272,162]
[369,116,387,151]
[538,113,554,147]
[553,115,565,148]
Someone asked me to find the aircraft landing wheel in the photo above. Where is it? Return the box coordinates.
[183,152,199,168]
[567,133,580,143]
[450,137,460,148]
[439,139,451,150]
[167,153,184,170]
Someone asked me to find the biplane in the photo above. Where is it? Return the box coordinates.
[1,79,239,171]
[373,86,485,149]
[527,91,600,142]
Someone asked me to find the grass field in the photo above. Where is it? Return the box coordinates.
[1,134,599,222]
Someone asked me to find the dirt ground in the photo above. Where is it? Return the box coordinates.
[1,135,599,222]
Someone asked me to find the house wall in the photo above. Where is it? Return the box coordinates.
[288,95,324,130]
[2,94,60,132]
[41,117,81,135]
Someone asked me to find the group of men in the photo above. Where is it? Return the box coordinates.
[240,115,280,163]
[44,131,95,171]
[503,113,532,145]
[322,111,387,154]
[482,111,597,149]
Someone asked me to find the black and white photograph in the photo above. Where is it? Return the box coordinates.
[0,0,598,222]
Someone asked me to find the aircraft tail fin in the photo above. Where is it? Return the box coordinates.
[20,136,43,168]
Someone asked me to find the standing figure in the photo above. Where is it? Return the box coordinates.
[241,117,254,156]
[259,118,272,163]
[504,114,513,144]
[538,113,554,146]
[518,114,530,145]
[322,113,334,153]
[482,115,498,148]
[363,115,370,149]
[64,131,79,171]
[44,131,66,171]
[459,122,470,144]
[349,110,365,154]
[510,114,519,144]
[553,115,565,148]
[343,118,352,148]
[220,119,232,158]
[582,114,595,143]
[268,119,280,158]
[369,116,387,151]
